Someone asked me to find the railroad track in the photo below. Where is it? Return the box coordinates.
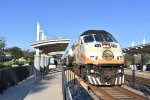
[125,74,150,87]
[86,82,146,100]
[64,68,147,100]
[77,76,146,100]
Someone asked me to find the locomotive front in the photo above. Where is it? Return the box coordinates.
[76,30,124,85]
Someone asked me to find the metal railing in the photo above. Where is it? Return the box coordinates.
[62,67,75,100]
[0,65,34,94]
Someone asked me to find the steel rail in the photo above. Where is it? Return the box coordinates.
[114,86,146,100]
[67,67,147,100]
[76,73,146,100]
[125,74,150,87]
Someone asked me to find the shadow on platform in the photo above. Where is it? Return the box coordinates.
[0,68,62,100]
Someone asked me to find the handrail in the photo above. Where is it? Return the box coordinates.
[62,67,75,100]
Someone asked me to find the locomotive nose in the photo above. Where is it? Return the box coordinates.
[102,50,114,61]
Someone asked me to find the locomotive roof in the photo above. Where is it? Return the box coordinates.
[79,30,112,37]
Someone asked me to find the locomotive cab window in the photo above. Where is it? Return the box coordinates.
[94,34,104,42]
[103,34,117,42]
[83,35,94,43]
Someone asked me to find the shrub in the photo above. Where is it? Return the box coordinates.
[2,61,13,68]
[19,61,25,66]
[0,63,5,69]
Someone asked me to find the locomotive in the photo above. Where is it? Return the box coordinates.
[63,30,124,85]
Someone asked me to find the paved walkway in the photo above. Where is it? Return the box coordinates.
[0,67,63,100]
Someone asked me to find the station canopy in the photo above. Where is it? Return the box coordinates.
[122,43,150,54]
[31,38,70,54]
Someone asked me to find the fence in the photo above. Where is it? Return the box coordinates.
[62,67,76,100]
[0,65,34,94]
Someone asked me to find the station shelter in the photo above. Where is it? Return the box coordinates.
[122,43,150,71]
[31,22,70,75]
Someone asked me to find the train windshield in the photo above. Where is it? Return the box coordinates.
[103,34,117,42]
[94,34,104,42]
[83,35,94,43]
[83,34,117,43]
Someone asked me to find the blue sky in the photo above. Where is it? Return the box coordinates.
[0,0,150,50]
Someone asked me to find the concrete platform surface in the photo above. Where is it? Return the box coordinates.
[0,67,63,100]
[124,68,150,79]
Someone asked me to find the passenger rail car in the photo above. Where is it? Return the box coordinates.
[66,30,124,85]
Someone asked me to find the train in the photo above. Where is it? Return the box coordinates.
[62,30,124,85]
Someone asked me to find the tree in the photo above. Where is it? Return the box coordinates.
[0,37,6,57]
[124,54,131,67]
[23,49,35,62]
[7,47,23,60]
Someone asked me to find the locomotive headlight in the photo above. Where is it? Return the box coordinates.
[117,56,123,60]
[91,70,94,73]
[111,44,117,48]
[102,44,111,48]
[103,45,106,48]
[118,69,122,73]
[95,44,101,47]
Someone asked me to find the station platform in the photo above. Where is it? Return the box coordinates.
[0,67,63,100]
[124,68,150,79]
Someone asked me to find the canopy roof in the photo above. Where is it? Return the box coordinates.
[31,38,70,54]
[122,43,150,54]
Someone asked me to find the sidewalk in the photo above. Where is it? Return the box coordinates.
[0,67,63,100]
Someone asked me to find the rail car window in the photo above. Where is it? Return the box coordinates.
[83,35,94,43]
[94,34,104,42]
